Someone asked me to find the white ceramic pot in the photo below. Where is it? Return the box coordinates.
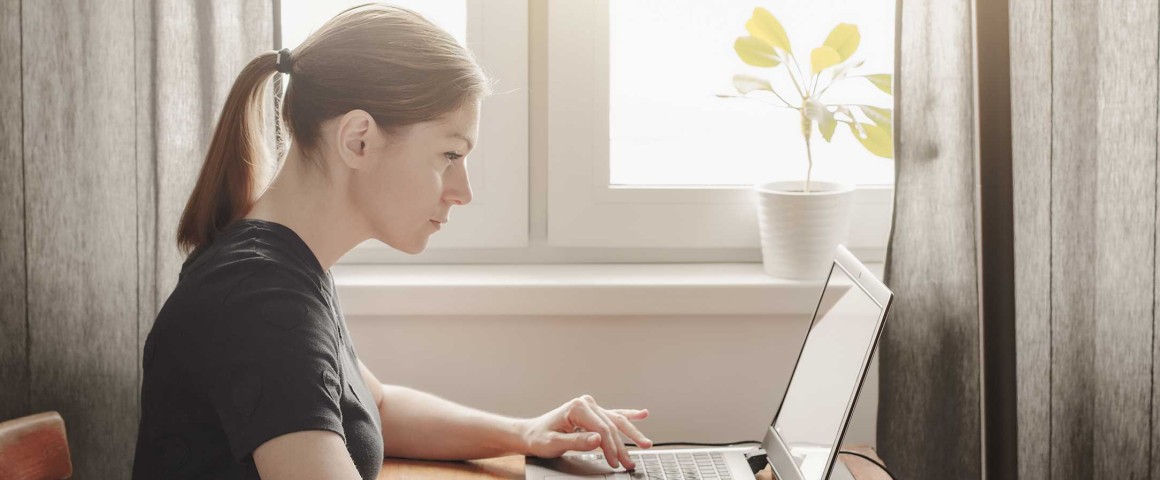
[754,180,855,280]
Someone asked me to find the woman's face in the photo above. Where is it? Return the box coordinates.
[349,100,479,254]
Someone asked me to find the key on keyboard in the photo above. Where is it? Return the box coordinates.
[616,451,733,480]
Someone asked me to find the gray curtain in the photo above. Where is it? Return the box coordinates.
[877,0,982,479]
[0,1,272,477]
[1012,0,1159,478]
[881,0,1160,478]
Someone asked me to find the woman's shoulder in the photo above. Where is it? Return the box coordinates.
[219,261,336,332]
[179,219,327,291]
[151,260,339,374]
[157,247,335,343]
[178,231,330,305]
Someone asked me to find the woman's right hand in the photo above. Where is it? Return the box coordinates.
[518,394,653,470]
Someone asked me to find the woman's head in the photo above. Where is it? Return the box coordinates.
[176,3,493,255]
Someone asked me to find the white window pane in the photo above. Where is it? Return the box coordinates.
[282,0,467,50]
[609,0,895,187]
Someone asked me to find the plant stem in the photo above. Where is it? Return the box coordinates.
[784,64,806,101]
[787,51,810,96]
[779,53,807,99]
[815,76,840,99]
[767,88,795,109]
[801,113,813,193]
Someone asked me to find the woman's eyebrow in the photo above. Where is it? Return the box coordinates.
[446,132,475,152]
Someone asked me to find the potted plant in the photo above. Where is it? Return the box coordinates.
[720,7,894,280]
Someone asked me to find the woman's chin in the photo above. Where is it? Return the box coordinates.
[380,236,429,255]
[402,237,431,255]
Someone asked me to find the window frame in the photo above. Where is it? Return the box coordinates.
[545,0,893,261]
[330,0,893,264]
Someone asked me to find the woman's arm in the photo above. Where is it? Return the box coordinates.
[356,359,522,459]
[379,384,527,460]
[253,430,363,480]
[356,360,652,468]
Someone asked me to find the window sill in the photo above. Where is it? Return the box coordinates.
[332,262,884,316]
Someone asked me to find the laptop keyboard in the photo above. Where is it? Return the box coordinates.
[600,451,734,479]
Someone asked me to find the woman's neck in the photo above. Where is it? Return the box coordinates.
[243,147,369,271]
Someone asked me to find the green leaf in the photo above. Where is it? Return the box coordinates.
[858,105,893,130]
[810,46,841,74]
[848,122,894,158]
[803,98,826,122]
[803,98,836,142]
[823,23,861,61]
[732,74,773,94]
[833,105,856,122]
[866,74,893,94]
[819,116,837,142]
[734,36,782,67]
[831,58,865,82]
[745,7,791,54]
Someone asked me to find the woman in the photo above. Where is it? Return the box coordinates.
[131,4,652,479]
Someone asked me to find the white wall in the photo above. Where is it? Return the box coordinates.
[349,312,879,448]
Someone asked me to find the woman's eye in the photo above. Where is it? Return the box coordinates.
[444,153,463,163]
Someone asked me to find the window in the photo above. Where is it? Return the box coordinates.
[547,0,894,260]
[280,0,529,252]
[283,1,894,264]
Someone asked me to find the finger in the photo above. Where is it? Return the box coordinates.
[609,408,650,421]
[580,396,626,468]
[590,407,628,469]
[587,400,634,470]
[607,410,653,448]
[551,430,602,455]
[568,398,621,468]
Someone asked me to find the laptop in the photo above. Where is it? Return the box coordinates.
[525,245,894,480]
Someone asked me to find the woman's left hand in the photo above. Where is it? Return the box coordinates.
[517,394,652,470]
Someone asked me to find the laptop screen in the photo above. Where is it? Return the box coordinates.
[771,262,886,480]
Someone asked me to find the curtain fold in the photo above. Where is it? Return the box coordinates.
[1010,0,1160,478]
[0,1,271,477]
[0,0,25,427]
[877,0,982,478]
[884,0,1160,477]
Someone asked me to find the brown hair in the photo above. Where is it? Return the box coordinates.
[176,3,493,255]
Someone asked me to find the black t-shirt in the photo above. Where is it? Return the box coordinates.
[132,218,384,479]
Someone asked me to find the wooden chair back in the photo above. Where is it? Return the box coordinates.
[0,411,73,480]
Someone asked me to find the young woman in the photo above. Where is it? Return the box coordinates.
[131,4,652,479]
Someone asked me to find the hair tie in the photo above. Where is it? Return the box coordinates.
[275,48,293,74]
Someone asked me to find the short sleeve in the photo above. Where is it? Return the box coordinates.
[200,266,346,462]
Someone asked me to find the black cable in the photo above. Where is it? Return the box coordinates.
[837,450,898,480]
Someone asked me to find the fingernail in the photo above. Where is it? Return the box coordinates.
[587,433,600,443]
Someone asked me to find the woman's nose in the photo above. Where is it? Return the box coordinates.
[445,169,473,206]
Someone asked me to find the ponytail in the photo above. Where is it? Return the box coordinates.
[175,51,280,255]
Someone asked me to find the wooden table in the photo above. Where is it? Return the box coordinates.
[378,446,890,479]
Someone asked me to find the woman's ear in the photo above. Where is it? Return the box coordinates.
[335,109,376,169]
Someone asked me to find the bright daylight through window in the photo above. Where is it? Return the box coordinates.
[609,0,894,187]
